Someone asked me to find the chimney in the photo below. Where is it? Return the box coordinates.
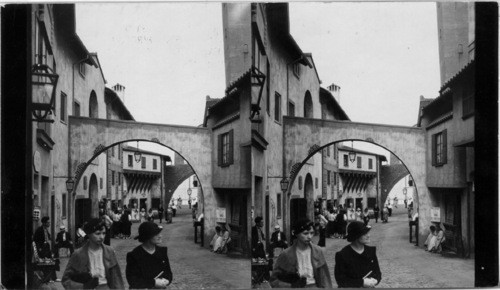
[327,83,341,103]
[112,83,126,103]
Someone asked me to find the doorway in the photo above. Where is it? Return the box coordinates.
[75,199,91,231]
[290,198,307,235]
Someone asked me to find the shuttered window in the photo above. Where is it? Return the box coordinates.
[218,130,234,167]
[432,130,447,166]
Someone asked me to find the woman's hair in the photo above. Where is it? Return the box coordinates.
[292,218,314,236]
[215,226,221,232]
[83,218,106,235]
[430,225,436,232]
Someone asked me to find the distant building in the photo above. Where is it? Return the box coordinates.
[336,145,386,210]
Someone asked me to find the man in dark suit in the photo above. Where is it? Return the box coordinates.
[33,216,53,259]
[251,216,266,259]
[54,225,74,258]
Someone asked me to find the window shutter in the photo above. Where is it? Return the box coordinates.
[431,134,436,166]
[229,130,234,164]
[442,130,447,164]
[217,134,222,166]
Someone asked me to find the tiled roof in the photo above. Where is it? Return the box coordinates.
[440,59,475,93]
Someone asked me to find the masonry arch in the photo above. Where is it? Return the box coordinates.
[89,91,98,118]
[282,116,428,245]
[304,91,313,118]
[68,117,213,245]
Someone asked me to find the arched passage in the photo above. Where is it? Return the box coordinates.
[304,91,313,118]
[282,116,428,245]
[68,117,213,247]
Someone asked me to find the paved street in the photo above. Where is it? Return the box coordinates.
[315,206,474,288]
[49,208,250,289]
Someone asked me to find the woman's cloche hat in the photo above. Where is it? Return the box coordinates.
[346,221,371,242]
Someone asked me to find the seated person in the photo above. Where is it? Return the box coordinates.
[424,224,445,253]
[424,225,436,251]
[270,225,288,251]
[210,226,222,252]
[54,225,74,258]
[216,224,232,254]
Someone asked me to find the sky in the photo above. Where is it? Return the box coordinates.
[77,3,433,202]
[76,2,440,128]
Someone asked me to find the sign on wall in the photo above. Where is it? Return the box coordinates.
[430,207,440,222]
[216,207,226,223]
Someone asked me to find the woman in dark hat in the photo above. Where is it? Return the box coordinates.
[126,222,172,289]
[270,218,332,288]
[62,218,124,289]
[334,221,381,288]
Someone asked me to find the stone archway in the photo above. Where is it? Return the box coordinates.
[282,117,428,245]
[68,116,214,246]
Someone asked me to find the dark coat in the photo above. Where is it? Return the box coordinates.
[334,245,381,288]
[252,226,265,246]
[56,231,72,244]
[62,241,124,289]
[271,232,288,247]
[270,242,332,288]
[126,245,173,289]
[33,226,52,258]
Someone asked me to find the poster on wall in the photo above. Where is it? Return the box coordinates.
[216,207,226,223]
[430,207,440,222]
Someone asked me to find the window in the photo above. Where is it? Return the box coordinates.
[274,92,281,122]
[79,62,86,77]
[462,83,474,117]
[60,92,67,122]
[333,172,337,185]
[153,159,157,170]
[111,170,115,185]
[315,178,319,189]
[334,144,337,160]
[266,61,270,116]
[193,180,198,187]
[83,176,88,190]
[118,173,121,186]
[327,146,331,157]
[357,156,362,168]
[277,193,282,218]
[298,176,303,190]
[141,157,146,169]
[118,145,121,160]
[343,155,349,167]
[218,130,234,167]
[100,178,103,189]
[62,194,66,218]
[432,130,447,166]
[293,63,301,78]
[128,155,133,167]
[111,146,115,157]
[288,101,295,117]
[73,101,80,117]
[369,158,373,169]
[327,170,331,185]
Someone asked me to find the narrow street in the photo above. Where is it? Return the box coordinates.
[52,208,249,289]
[316,206,474,288]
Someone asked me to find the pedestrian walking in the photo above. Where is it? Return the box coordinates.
[171,203,177,217]
[126,222,172,289]
[101,210,113,246]
[158,206,164,223]
[140,208,147,223]
[121,210,132,239]
[316,214,328,247]
[62,218,124,289]
[387,203,393,216]
[270,218,332,288]
[334,221,381,288]
[373,205,380,223]
[148,208,154,222]
[334,209,348,239]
